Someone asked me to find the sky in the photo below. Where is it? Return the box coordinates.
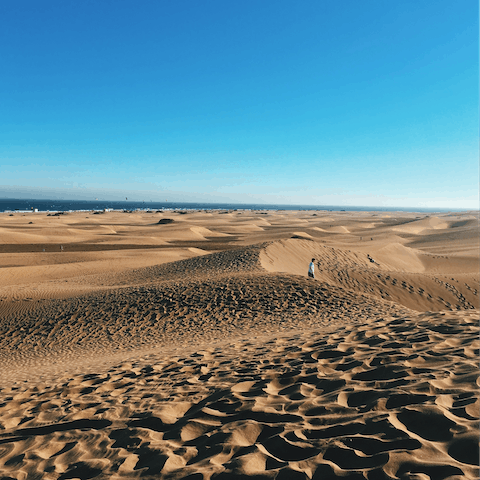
[1,0,478,209]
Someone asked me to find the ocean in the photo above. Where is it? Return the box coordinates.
[0,198,465,214]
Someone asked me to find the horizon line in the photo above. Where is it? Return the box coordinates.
[0,197,476,212]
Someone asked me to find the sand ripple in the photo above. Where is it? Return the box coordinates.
[0,210,478,479]
[0,311,478,479]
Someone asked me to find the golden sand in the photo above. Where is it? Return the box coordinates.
[0,209,478,479]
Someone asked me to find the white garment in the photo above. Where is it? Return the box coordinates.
[308,262,315,274]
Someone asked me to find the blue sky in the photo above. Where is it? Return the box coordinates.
[1,0,478,208]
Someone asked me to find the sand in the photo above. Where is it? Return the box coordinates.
[0,208,478,479]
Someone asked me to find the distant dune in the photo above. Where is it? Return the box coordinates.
[0,209,478,479]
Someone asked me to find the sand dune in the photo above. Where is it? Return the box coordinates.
[312,225,350,234]
[0,209,478,479]
[190,226,231,238]
[0,227,83,245]
[373,243,426,272]
[220,224,266,233]
[390,216,449,234]
[260,238,477,312]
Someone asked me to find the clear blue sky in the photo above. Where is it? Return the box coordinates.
[1,0,478,208]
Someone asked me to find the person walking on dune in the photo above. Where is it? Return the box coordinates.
[308,258,315,279]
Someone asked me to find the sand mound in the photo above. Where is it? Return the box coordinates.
[190,226,231,238]
[0,265,411,369]
[220,224,265,233]
[292,232,313,239]
[448,218,478,229]
[407,220,480,256]
[0,227,81,245]
[392,216,449,234]
[259,238,478,311]
[353,222,377,229]
[260,238,423,276]
[373,243,425,273]
[312,225,350,234]
[261,238,378,272]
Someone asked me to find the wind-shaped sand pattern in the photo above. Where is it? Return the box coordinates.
[0,209,478,479]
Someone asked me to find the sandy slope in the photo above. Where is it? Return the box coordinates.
[0,209,478,479]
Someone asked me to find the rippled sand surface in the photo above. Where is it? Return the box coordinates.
[0,209,478,479]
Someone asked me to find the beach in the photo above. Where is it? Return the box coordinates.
[0,208,478,479]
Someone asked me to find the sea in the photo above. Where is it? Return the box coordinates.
[0,198,466,214]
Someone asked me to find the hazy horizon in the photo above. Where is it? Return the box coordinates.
[0,192,474,213]
[0,183,478,210]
